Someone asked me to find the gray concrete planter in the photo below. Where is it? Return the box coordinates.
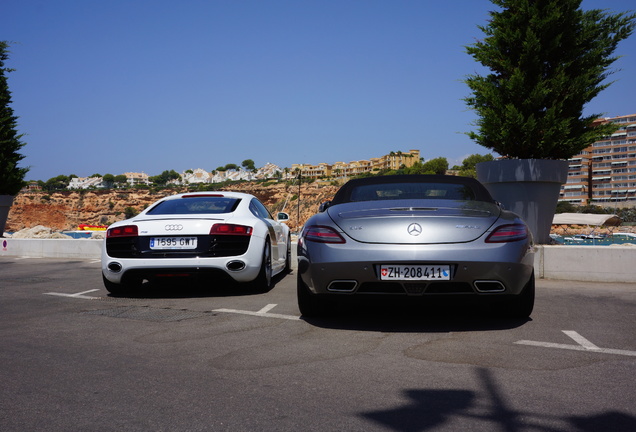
[0,195,15,237]
[476,159,569,244]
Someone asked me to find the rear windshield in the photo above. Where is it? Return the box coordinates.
[349,182,476,202]
[147,197,241,215]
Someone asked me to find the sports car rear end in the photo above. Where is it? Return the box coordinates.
[102,192,290,294]
[297,175,535,318]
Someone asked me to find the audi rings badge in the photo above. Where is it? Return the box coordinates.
[165,224,184,231]
[407,223,422,236]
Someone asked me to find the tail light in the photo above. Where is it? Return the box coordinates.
[210,224,253,236]
[303,225,346,244]
[107,225,138,238]
[485,224,528,243]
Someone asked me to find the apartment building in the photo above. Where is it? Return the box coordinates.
[68,176,106,189]
[560,114,636,206]
[124,172,150,187]
[292,149,421,180]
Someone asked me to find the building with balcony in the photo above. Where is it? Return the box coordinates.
[291,149,421,180]
[124,172,151,187]
[560,114,636,207]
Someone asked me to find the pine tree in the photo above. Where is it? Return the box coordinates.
[0,41,29,195]
[464,0,635,159]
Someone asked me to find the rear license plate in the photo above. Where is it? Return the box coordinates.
[380,265,451,281]
[150,237,198,250]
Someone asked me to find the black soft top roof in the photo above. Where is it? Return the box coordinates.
[330,174,495,205]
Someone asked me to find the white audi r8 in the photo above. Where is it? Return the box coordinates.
[101,191,291,294]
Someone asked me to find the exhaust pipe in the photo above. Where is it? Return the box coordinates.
[107,262,122,273]
[327,280,357,293]
[226,260,246,271]
[474,280,506,293]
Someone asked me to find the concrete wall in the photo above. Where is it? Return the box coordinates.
[534,245,636,283]
[1,238,103,260]
[2,239,636,283]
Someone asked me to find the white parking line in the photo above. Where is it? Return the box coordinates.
[45,289,100,300]
[516,330,636,357]
[213,304,300,321]
[258,304,278,314]
[562,330,601,351]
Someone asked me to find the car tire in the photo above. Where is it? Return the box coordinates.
[102,274,127,295]
[502,271,535,319]
[297,273,332,317]
[252,238,272,293]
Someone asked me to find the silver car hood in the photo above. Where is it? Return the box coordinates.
[327,199,501,244]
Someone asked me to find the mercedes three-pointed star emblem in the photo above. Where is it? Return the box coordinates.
[407,223,422,236]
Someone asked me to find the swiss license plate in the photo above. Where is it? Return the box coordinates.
[380,265,451,281]
[150,237,198,250]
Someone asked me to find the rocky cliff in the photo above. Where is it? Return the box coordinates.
[6,182,339,233]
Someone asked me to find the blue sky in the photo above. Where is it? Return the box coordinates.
[5,0,636,181]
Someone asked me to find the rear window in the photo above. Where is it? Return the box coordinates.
[349,182,476,202]
[147,197,241,215]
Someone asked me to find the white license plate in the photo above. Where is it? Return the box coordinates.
[150,237,198,250]
[380,265,451,281]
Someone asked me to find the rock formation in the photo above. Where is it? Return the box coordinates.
[6,181,339,234]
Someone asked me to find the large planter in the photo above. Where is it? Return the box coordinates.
[0,195,15,237]
[476,159,569,244]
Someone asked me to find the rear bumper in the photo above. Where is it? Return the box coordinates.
[298,241,534,296]
[102,251,263,284]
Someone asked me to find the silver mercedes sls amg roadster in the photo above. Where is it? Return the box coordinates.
[297,175,535,318]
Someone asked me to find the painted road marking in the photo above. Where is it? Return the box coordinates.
[516,330,636,357]
[562,330,601,351]
[258,304,278,314]
[213,304,300,321]
[45,289,100,300]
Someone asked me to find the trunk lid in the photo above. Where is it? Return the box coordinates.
[327,200,501,244]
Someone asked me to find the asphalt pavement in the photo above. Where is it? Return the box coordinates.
[1,257,635,432]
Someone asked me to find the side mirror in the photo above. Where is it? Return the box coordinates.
[318,201,331,212]
[277,212,290,222]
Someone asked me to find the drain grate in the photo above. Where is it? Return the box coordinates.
[82,306,210,322]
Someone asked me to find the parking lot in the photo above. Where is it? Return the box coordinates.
[1,256,635,431]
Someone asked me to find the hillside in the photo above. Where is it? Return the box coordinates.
[6,181,339,234]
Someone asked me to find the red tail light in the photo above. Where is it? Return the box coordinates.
[303,225,346,244]
[210,224,253,236]
[486,224,528,243]
[107,225,138,238]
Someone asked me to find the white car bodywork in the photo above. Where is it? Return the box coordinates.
[101,191,290,294]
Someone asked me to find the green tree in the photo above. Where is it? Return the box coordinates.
[43,175,70,191]
[409,157,448,175]
[149,170,181,186]
[458,153,494,178]
[464,0,636,159]
[555,201,576,213]
[102,174,115,188]
[114,174,128,188]
[241,159,256,171]
[0,42,29,195]
[123,206,138,219]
